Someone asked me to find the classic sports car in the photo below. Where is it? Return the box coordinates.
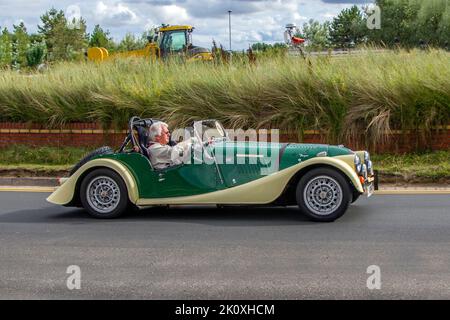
[47,117,375,222]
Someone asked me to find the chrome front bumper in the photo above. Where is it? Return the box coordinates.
[364,175,376,197]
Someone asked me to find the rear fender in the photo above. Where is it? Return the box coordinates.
[46,158,139,206]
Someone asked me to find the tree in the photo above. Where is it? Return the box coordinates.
[64,16,88,60]
[438,4,450,47]
[416,0,449,46]
[367,0,450,48]
[251,42,286,52]
[117,33,145,52]
[89,24,113,49]
[272,42,288,49]
[29,33,44,44]
[0,28,13,68]
[38,8,65,58]
[302,19,331,50]
[251,42,272,52]
[329,5,366,48]
[12,22,30,68]
[38,8,88,61]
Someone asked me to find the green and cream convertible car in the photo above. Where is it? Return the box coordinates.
[47,117,375,222]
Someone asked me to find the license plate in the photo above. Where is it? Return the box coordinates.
[366,182,374,197]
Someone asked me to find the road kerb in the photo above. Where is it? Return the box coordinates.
[0,186,57,192]
[374,190,450,195]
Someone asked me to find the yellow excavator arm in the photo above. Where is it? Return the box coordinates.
[88,43,160,62]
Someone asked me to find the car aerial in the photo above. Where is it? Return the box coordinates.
[47,117,375,222]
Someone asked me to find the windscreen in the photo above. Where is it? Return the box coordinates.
[193,120,228,143]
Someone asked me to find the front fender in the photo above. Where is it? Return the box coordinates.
[46,158,139,206]
[306,155,364,193]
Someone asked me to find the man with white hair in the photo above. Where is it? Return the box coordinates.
[147,121,191,170]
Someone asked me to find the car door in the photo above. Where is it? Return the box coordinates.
[113,152,223,199]
[149,161,222,198]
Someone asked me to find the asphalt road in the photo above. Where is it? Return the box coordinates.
[0,191,449,299]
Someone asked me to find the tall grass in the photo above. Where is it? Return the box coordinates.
[0,49,449,148]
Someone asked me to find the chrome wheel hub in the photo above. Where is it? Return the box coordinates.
[86,176,120,213]
[303,175,343,216]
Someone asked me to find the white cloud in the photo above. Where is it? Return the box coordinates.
[322,13,337,19]
[144,19,157,31]
[95,1,140,26]
[153,4,190,24]
[293,14,308,22]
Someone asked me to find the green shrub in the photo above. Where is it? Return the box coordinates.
[0,49,448,150]
[26,43,45,68]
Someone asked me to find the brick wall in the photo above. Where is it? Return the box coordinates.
[0,122,449,153]
[279,131,450,153]
[0,122,125,148]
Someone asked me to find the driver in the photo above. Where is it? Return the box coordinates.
[147,122,193,170]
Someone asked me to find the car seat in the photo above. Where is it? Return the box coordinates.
[136,126,150,159]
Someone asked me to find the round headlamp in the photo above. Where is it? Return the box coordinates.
[364,151,370,163]
[354,154,362,174]
[361,163,368,180]
[367,160,374,176]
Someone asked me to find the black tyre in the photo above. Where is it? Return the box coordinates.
[351,190,362,203]
[296,167,352,222]
[80,168,129,218]
[70,146,113,176]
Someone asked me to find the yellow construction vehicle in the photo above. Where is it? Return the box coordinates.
[88,25,213,62]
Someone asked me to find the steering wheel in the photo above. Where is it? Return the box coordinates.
[203,137,214,147]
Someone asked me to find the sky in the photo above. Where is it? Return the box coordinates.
[0,0,374,50]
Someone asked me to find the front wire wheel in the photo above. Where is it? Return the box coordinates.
[303,175,343,216]
[296,168,352,222]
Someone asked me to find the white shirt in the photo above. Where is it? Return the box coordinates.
[147,138,194,170]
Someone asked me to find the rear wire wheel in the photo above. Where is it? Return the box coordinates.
[80,168,129,218]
